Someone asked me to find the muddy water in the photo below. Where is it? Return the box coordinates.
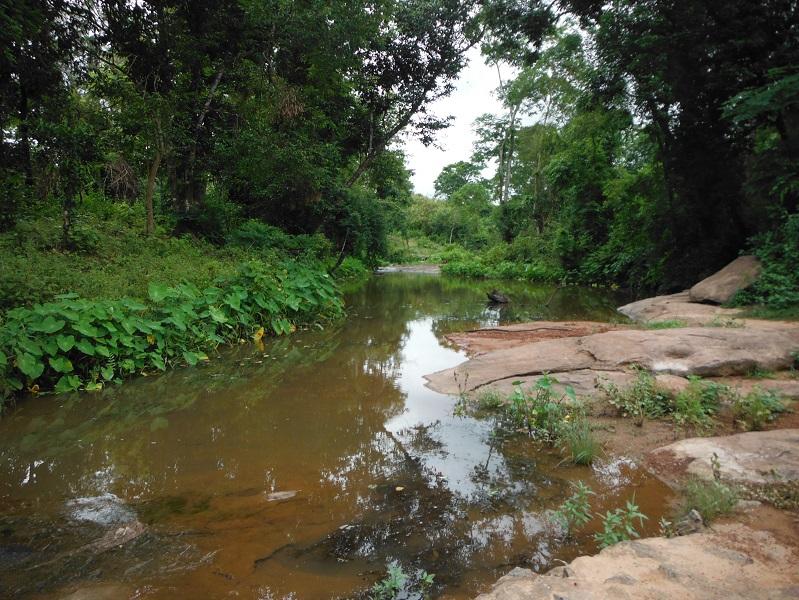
[0,274,672,599]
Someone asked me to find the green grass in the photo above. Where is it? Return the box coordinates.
[644,319,688,329]
[561,416,601,465]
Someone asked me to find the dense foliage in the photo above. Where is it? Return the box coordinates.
[0,258,341,408]
[391,2,798,300]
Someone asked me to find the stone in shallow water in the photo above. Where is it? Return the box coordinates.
[66,493,136,526]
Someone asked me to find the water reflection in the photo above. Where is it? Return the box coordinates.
[0,274,664,599]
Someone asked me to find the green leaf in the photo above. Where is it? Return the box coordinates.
[30,316,66,334]
[0,350,6,367]
[56,334,76,352]
[73,321,100,337]
[150,354,166,371]
[54,375,81,394]
[85,381,103,392]
[94,344,111,358]
[101,366,115,381]
[75,339,96,356]
[183,351,199,366]
[17,353,44,380]
[17,338,42,357]
[208,306,228,323]
[148,282,171,303]
[224,292,241,311]
[49,356,74,373]
[54,292,79,300]
[42,338,59,357]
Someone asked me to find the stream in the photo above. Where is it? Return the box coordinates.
[0,273,673,599]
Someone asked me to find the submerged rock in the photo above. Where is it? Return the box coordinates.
[689,255,762,305]
[66,493,136,526]
[487,290,510,303]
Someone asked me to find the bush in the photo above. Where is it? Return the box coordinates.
[732,386,787,430]
[733,212,799,309]
[672,377,726,433]
[598,368,673,426]
[679,478,738,523]
[227,219,332,259]
[0,260,342,405]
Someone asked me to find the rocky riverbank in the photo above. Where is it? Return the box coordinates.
[424,258,799,599]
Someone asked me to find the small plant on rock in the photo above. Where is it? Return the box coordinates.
[598,368,672,426]
[732,387,787,430]
[672,376,726,433]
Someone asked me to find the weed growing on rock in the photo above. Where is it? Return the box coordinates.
[598,368,672,426]
[370,563,435,600]
[476,389,504,410]
[644,320,688,329]
[732,387,788,430]
[678,478,738,523]
[672,377,727,433]
[506,375,577,441]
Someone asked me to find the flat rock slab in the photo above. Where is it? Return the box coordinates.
[690,255,762,304]
[425,327,799,395]
[445,321,622,356]
[475,523,799,600]
[647,429,799,486]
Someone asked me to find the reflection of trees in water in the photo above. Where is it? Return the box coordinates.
[0,274,630,597]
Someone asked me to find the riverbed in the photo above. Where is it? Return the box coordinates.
[0,273,673,599]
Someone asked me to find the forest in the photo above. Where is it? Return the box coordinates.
[1,0,798,400]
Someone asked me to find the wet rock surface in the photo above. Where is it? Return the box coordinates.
[475,522,799,600]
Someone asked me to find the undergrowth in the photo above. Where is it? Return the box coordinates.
[0,261,343,407]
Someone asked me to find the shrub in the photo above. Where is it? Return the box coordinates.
[679,478,738,523]
[594,498,648,549]
[598,368,673,426]
[672,377,726,433]
[733,212,799,310]
[475,388,504,410]
[553,481,594,534]
[732,387,787,430]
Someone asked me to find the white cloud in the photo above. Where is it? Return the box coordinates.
[402,49,507,197]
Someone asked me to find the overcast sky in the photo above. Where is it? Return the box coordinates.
[402,49,506,197]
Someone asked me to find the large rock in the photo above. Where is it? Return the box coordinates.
[425,327,799,395]
[618,291,742,325]
[475,523,799,600]
[689,255,762,304]
[647,429,799,486]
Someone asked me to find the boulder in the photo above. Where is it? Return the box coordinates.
[647,429,799,486]
[487,289,510,303]
[689,255,762,304]
[618,291,742,325]
[475,523,799,600]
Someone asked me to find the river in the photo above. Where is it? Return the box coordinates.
[0,273,672,599]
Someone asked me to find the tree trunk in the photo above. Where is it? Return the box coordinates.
[145,150,162,235]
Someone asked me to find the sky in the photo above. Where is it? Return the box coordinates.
[402,48,506,197]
